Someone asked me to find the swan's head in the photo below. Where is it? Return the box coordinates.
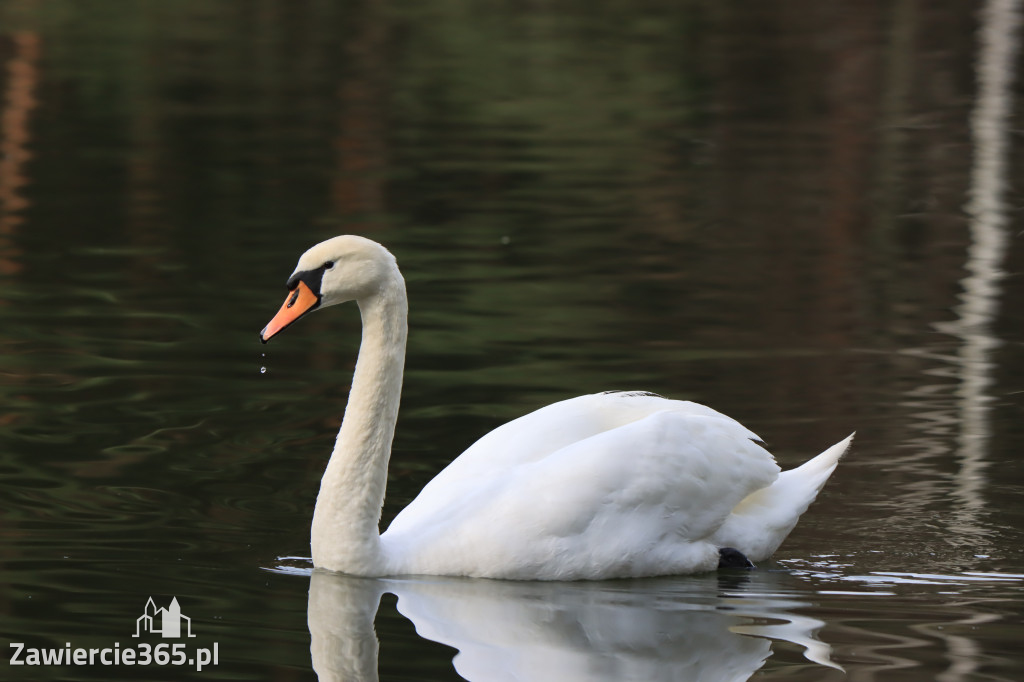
[260,235,399,343]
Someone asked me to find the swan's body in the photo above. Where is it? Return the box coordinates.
[261,235,851,580]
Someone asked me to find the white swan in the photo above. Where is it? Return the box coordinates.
[260,235,852,580]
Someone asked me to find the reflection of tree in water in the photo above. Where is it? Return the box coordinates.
[888,0,1020,562]
[951,0,1019,521]
[0,31,38,276]
[0,0,1004,353]
[0,0,1016,492]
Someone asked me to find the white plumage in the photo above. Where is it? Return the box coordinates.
[260,235,851,580]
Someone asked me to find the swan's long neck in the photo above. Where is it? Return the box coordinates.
[311,270,407,574]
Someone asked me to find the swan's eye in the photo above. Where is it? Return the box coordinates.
[324,261,335,270]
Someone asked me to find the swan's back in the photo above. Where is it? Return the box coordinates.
[382,392,786,579]
[400,391,764,480]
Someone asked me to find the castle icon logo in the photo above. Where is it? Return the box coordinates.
[132,597,196,638]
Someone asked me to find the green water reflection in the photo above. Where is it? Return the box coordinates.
[0,0,1023,680]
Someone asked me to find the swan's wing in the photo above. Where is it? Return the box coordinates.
[388,392,760,529]
[383,393,779,579]
[457,391,762,469]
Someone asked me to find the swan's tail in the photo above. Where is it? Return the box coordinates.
[711,433,854,561]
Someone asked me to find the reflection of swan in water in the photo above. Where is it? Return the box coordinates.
[305,568,840,682]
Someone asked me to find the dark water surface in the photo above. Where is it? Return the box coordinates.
[2,1,1024,680]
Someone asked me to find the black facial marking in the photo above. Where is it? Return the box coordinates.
[286,264,328,298]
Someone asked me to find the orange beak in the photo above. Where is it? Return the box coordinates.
[260,280,320,343]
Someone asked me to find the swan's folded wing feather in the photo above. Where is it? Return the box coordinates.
[386,392,761,535]
[382,402,779,579]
